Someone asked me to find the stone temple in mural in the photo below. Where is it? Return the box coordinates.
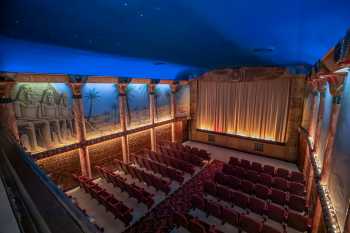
[13,83,75,152]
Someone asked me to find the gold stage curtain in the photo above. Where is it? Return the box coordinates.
[197,77,291,142]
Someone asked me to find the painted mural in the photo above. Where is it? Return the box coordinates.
[328,74,350,231]
[82,83,120,139]
[126,84,150,128]
[12,83,75,152]
[155,84,171,122]
[176,85,190,117]
[316,85,332,167]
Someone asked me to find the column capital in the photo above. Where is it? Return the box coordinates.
[0,80,16,103]
[325,73,347,98]
[68,83,84,99]
[149,83,156,94]
[118,83,128,96]
[306,80,319,96]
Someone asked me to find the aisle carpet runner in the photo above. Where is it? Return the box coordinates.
[123,160,223,233]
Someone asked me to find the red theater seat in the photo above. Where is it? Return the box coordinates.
[263,165,275,176]
[229,157,240,166]
[289,194,307,212]
[214,172,228,186]
[255,184,271,200]
[233,191,249,209]
[289,181,306,196]
[241,180,254,194]
[276,168,290,179]
[216,185,232,203]
[261,224,283,233]
[173,212,188,229]
[192,195,205,210]
[222,163,235,176]
[239,214,263,233]
[204,181,217,197]
[206,199,222,218]
[227,175,241,190]
[240,159,251,170]
[258,173,273,187]
[272,177,289,191]
[270,188,287,206]
[189,219,206,233]
[286,211,311,232]
[221,207,239,226]
[266,203,286,223]
[246,170,259,183]
[252,162,263,172]
[249,197,267,215]
[290,171,305,184]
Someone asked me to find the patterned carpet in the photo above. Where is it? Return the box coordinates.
[123,160,223,233]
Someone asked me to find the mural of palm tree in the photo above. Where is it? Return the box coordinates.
[85,88,100,122]
[125,85,135,125]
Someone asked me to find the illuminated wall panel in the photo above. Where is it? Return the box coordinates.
[316,85,332,167]
[128,130,151,155]
[175,120,188,143]
[36,149,80,191]
[82,83,120,139]
[88,137,123,178]
[176,85,190,117]
[12,82,76,153]
[155,84,171,122]
[126,84,150,129]
[155,124,172,145]
[328,75,350,230]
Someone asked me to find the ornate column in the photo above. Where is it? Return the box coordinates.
[312,197,323,233]
[307,82,319,141]
[69,83,92,178]
[313,80,327,153]
[118,83,129,163]
[0,80,19,141]
[320,74,346,185]
[306,157,314,205]
[171,83,177,143]
[149,84,156,151]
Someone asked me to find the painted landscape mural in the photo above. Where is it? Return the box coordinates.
[126,84,150,128]
[176,85,190,117]
[12,83,76,152]
[82,83,120,139]
[155,84,171,122]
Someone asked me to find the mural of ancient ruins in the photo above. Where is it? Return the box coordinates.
[155,84,171,122]
[12,83,75,152]
[82,84,120,139]
[126,84,150,129]
[176,85,190,117]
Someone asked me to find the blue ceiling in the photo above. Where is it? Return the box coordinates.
[0,0,349,78]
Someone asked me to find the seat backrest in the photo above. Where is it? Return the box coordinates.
[204,181,217,196]
[189,220,206,233]
[229,157,240,166]
[249,197,266,215]
[251,162,262,172]
[241,159,251,169]
[263,165,275,176]
[289,181,305,196]
[287,210,310,232]
[276,168,290,179]
[290,171,304,183]
[270,188,286,205]
[206,200,222,218]
[239,214,262,233]
[267,203,285,223]
[273,177,288,190]
[254,184,270,199]
[289,194,306,212]
[241,179,254,194]
[261,224,282,233]
[173,212,188,228]
[259,173,273,186]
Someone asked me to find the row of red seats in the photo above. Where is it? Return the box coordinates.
[228,157,305,184]
[73,174,133,226]
[173,212,223,233]
[95,166,154,208]
[192,195,312,233]
[158,145,204,166]
[213,172,307,213]
[144,149,195,174]
[114,160,171,194]
[131,154,184,183]
[222,165,306,197]
[159,141,211,160]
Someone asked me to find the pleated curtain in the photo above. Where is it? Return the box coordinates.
[197,77,291,142]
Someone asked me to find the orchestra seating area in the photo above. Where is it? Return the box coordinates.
[64,141,310,233]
